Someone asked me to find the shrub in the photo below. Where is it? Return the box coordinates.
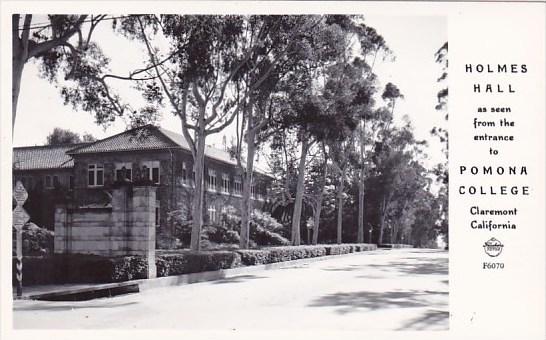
[156,251,242,276]
[12,222,54,256]
[202,224,240,244]
[325,245,353,255]
[14,244,377,286]
[168,209,191,246]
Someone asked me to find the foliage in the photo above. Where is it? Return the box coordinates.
[156,251,242,276]
[168,207,289,247]
[15,244,379,285]
[431,41,449,247]
[236,243,377,265]
[45,127,96,145]
[12,254,147,285]
[12,222,54,256]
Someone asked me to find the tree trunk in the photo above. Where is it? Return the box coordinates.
[12,15,27,132]
[378,197,387,245]
[190,132,206,251]
[357,167,365,243]
[312,159,327,245]
[239,128,256,249]
[291,136,309,246]
[336,168,346,244]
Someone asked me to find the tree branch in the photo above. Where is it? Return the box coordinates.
[137,16,197,156]
[28,15,88,59]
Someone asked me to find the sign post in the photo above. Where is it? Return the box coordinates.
[13,181,29,297]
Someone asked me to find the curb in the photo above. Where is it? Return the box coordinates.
[21,247,384,300]
[137,248,383,291]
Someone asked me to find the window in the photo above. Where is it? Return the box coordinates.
[207,169,217,191]
[142,161,160,184]
[53,175,60,188]
[155,207,160,227]
[234,177,242,195]
[88,164,104,187]
[208,204,217,223]
[69,175,74,190]
[45,175,53,189]
[251,183,256,199]
[21,176,33,190]
[115,162,132,181]
[222,174,230,194]
[181,162,187,183]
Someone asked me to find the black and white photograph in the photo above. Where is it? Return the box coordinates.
[2,2,544,340]
[9,12,449,331]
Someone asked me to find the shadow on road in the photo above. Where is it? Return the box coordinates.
[212,274,267,284]
[13,301,138,312]
[360,256,448,276]
[396,309,449,330]
[322,256,448,277]
[322,264,369,272]
[308,289,448,315]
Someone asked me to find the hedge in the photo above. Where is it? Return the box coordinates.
[13,243,377,286]
[12,255,148,286]
[156,251,242,277]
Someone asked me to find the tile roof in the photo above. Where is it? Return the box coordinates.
[14,125,270,175]
[66,126,177,154]
[13,143,90,170]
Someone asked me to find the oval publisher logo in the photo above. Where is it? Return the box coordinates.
[483,237,504,257]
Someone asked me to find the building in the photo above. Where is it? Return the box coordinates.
[13,125,272,247]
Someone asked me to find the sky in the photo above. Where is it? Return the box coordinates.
[13,15,447,168]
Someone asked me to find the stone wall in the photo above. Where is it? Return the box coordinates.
[55,185,157,277]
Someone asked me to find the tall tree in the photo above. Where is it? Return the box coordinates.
[13,15,87,130]
[432,41,449,247]
[45,127,82,145]
[127,15,339,250]
[229,16,335,249]
[354,25,390,244]
[11,15,125,132]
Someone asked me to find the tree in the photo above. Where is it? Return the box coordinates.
[228,16,339,249]
[12,15,107,131]
[82,132,97,142]
[382,82,404,117]
[46,127,82,145]
[371,122,420,245]
[304,142,329,244]
[45,127,97,145]
[353,26,390,244]
[432,41,449,247]
[123,15,340,250]
[255,16,358,246]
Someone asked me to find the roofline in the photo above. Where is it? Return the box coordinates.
[13,166,74,171]
[66,124,161,155]
[13,142,91,151]
[29,124,273,177]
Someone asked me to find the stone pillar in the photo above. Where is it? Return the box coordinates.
[111,185,131,257]
[54,206,68,254]
[132,186,157,279]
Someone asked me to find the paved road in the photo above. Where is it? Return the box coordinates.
[13,248,448,331]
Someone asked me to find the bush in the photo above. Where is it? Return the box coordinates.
[14,244,377,286]
[325,245,353,255]
[202,224,240,244]
[167,208,191,246]
[238,245,329,266]
[170,207,289,247]
[156,251,242,276]
[12,222,54,256]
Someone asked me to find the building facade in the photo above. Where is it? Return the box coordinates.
[13,125,272,246]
